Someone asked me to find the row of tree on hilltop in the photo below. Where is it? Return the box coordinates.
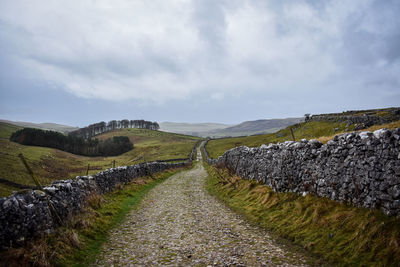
[69,119,160,139]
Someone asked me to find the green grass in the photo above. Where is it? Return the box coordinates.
[0,122,22,139]
[1,167,188,266]
[206,119,400,159]
[204,165,400,266]
[0,123,201,197]
[206,121,351,158]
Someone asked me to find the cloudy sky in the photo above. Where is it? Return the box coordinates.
[0,0,399,127]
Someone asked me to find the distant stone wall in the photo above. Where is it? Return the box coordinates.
[203,129,400,217]
[307,108,400,130]
[0,161,190,248]
[310,115,386,130]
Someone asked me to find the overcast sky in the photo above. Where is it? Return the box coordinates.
[0,0,399,127]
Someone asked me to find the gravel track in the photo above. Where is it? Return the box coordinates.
[95,149,310,266]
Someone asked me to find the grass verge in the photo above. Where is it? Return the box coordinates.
[204,164,400,267]
[1,166,189,267]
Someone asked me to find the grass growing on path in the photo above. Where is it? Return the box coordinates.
[204,164,400,267]
[1,167,188,267]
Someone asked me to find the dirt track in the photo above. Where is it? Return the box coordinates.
[95,149,309,266]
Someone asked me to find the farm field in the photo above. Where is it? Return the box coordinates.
[0,122,200,197]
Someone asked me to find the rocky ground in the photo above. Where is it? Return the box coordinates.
[94,150,310,266]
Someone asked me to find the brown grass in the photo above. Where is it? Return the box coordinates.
[205,164,400,266]
[1,239,52,267]
[86,193,103,209]
[316,120,400,143]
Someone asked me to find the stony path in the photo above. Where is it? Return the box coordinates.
[95,149,310,266]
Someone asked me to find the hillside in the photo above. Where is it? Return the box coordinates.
[159,122,231,136]
[206,119,400,159]
[0,122,22,139]
[207,118,303,137]
[309,107,400,117]
[0,123,200,197]
[0,119,78,133]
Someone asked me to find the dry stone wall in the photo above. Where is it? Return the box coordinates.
[0,161,190,248]
[203,129,400,217]
[307,108,400,130]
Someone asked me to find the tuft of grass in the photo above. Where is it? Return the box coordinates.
[86,193,103,210]
[0,167,188,266]
[205,165,400,266]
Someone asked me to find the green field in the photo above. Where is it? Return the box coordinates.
[0,123,201,197]
[206,121,351,158]
[206,120,400,159]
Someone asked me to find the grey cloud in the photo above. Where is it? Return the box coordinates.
[384,34,400,62]
[0,0,399,113]
[191,0,227,48]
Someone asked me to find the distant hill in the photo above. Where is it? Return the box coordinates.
[160,119,304,138]
[0,119,78,134]
[206,118,304,137]
[159,122,232,136]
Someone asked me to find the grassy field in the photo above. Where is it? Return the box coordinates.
[206,120,400,158]
[206,121,351,158]
[1,167,188,266]
[205,165,400,266]
[0,122,21,139]
[0,123,200,197]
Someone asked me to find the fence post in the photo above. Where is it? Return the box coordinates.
[86,164,90,175]
[18,153,43,188]
[290,128,296,142]
[18,153,62,225]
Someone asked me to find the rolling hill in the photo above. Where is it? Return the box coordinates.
[0,119,79,133]
[0,122,200,197]
[159,122,232,136]
[160,118,303,138]
[206,118,304,137]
